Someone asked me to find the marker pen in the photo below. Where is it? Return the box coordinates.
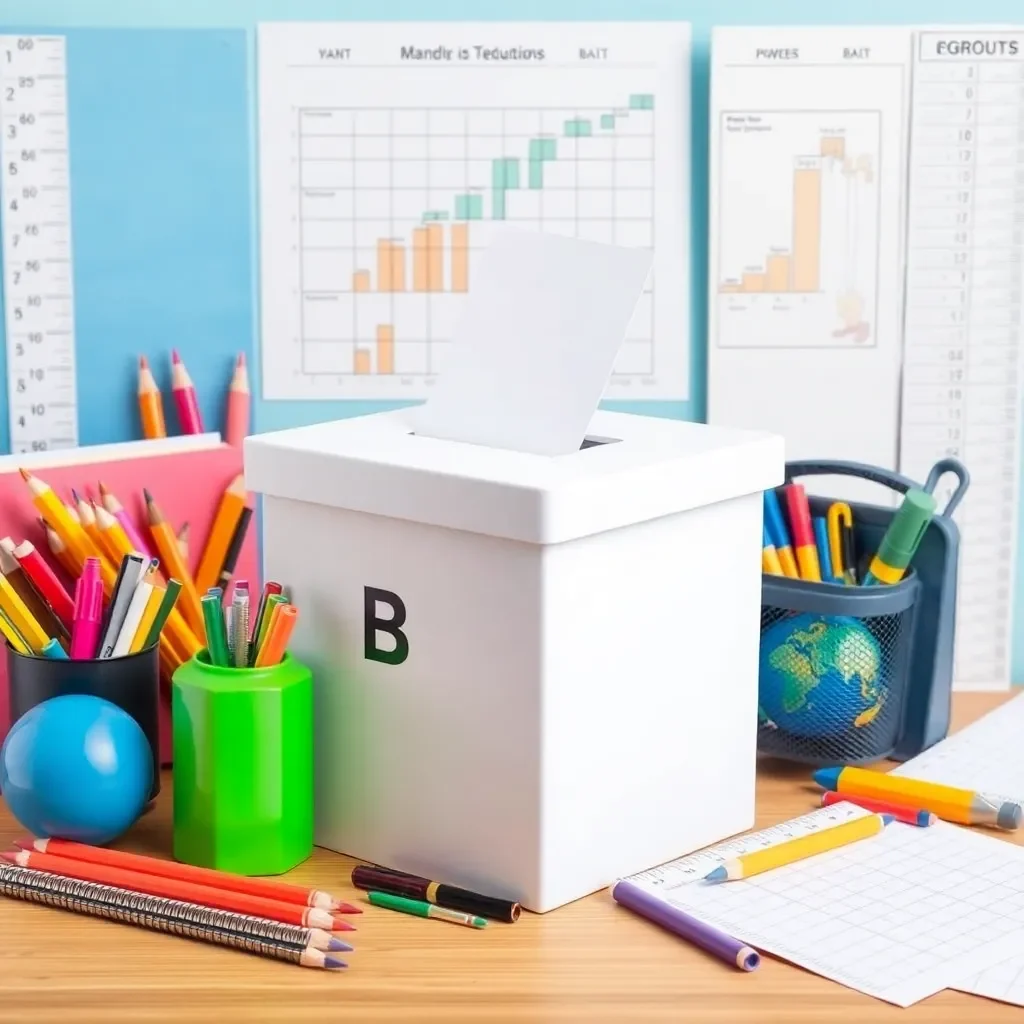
[783,484,821,582]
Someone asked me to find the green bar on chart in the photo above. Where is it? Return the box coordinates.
[629,93,655,110]
[564,118,592,137]
[600,113,616,129]
[422,210,449,221]
[454,194,484,220]
[503,158,520,188]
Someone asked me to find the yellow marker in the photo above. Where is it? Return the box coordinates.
[0,573,50,652]
[0,607,31,654]
[704,812,891,882]
[827,503,856,585]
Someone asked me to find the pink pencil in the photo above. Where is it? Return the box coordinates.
[171,349,204,434]
[224,353,250,448]
[97,481,153,560]
[69,557,103,659]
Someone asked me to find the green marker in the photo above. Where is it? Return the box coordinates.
[863,488,937,586]
[201,594,231,667]
[368,891,487,928]
[145,578,182,649]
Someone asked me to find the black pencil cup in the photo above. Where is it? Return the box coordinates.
[7,643,161,800]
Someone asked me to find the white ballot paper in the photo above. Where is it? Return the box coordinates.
[411,228,653,456]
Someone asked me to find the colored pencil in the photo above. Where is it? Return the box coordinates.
[5,850,355,932]
[170,349,204,434]
[0,537,67,639]
[130,584,166,653]
[40,517,79,578]
[145,579,183,650]
[202,594,231,666]
[255,604,298,667]
[218,505,253,592]
[0,863,349,970]
[195,474,246,594]
[248,581,284,665]
[820,791,937,828]
[0,573,49,653]
[0,607,30,653]
[177,521,190,561]
[98,481,154,561]
[253,594,287,661]
[368,890,487,928]
[71,488,104,553]
[352,865,520,923]
[143,488,204,639]
[704,813,892,882]
[19,469,101,578]
[137,354,168,440]
[9,539,74,630]
[23,837,362,914]
[224,352,250,448]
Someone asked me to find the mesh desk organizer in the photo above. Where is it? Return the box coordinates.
[757,458,969,767]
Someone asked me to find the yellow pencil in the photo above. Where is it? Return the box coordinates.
[0,573,50,652]
[130,585,166,653]
[704,813,892,882]
[0,607,31,654]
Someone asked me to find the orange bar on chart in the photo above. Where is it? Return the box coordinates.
[765,254,791,292]
[353,350,371,374]
[792,167,822,292]
[377,241,405,292]
[426,224,444,292]
[719,282,741,294]
[820,136,845,159]
[451,224,469,293]
[353,270,370,292]
[741,272,766,292]
[413,228,428,291]
[388,243,406,291]
[377,326,395,375]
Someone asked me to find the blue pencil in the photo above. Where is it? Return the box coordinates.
[813,516,834,581]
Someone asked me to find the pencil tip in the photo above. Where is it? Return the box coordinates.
[70,487,80,502]
[97,480,110,497]
[18,468,29,481]
[171,348,181,364]
[324,957,348,970]
[143,488,154,504]
[139,354,149,370]
[237,352,246,367]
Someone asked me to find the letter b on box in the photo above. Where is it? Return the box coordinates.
[364,586,408,665]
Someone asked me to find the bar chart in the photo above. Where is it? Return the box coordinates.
[258,23,690,400]
[716,110,881,349]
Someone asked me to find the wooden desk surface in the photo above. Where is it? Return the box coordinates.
[1,692,1021,1022]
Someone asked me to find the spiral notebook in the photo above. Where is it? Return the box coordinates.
[622,802,1024,1007]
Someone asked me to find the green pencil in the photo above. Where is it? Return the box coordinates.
[368,891,487,928]
[145,578,182,648]
[201,594,231,666]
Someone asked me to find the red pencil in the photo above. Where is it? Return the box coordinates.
[3,850,356,931]
[20,836,361,914]
[11,540,75,628]
[224,352,250,448]
[170,349,204,434]
[820,791,937,827]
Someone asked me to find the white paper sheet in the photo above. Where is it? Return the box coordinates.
[625,803,1024,1007]
[411,227,652,455]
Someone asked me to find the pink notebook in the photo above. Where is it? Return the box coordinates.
[0,434,259,763]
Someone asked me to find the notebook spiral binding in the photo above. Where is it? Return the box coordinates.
[0,864,312,961]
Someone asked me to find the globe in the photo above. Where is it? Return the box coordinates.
[758,613,886,738]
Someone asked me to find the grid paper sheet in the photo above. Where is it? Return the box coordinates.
[895,692,1024,1005]
[625,804,1024,1006]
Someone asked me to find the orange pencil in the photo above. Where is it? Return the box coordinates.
[224,352,250,448]
[2,850,354,932]
[39,517,78,578]
[143,488,204,639]
[255,604,298,667]
[71,489,103,552]
[177,521,190,561]
[195,474,247,594]
[21,837,361,914]
[137,355,167,440]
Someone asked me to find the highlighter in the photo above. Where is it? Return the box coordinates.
[763,490,799,579]
[762,524,783,576]
[827,503,857,585]
[863,489,936,586]
[813,516,833,582]
[782,484,821,582]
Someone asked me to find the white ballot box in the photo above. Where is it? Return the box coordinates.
[245,408,783,911]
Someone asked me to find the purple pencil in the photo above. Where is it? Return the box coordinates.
[611,879,760,971]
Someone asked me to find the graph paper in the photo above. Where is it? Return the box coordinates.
[624,803,1024,1006]
[895,691,1024,1004]
[256,21,690,401]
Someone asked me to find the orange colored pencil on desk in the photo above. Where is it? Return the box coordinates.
[2,850,353,932]
[195,474,247,594]
[137,355,167,440]
[19,837,362,914]
[224,352,250,448]
[170,349,204,434]
[143,488,205,639]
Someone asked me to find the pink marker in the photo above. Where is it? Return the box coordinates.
[70,558,104,659]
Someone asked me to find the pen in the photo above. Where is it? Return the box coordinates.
[98,554,147,659]
[827,503,856,585]
[763,491,799,579]
[367,891,487,928]
[761,524,783,576]
[863,489,936,586]
[813,516,833,582]
[782,484,821,582]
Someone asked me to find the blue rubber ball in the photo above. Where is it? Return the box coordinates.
[0,694,152,845]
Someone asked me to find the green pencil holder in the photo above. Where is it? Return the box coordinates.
[171,651,314,876]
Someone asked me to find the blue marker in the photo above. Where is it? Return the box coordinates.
[763,490,799,579]
[40,637,68,659]
[813,516,834,582]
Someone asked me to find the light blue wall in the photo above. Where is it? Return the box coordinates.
[4,0,1024,681]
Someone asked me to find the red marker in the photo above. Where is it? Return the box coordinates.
[783,484,821,582]
[821,790,937,828]
[171,349,205,434]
